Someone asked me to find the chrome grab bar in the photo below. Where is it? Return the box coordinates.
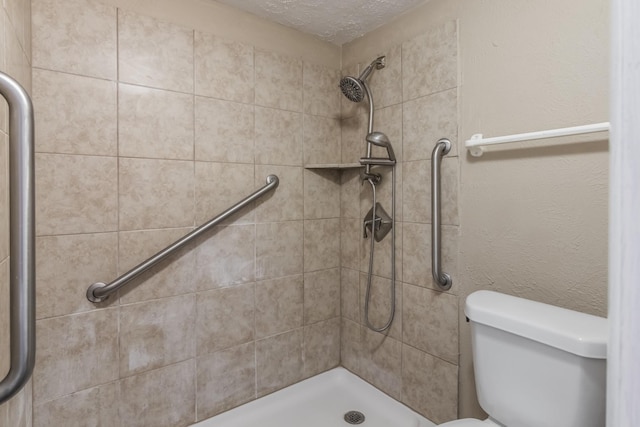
[0,71,36,404]
[86,175,279,303]
[431,138,452,290]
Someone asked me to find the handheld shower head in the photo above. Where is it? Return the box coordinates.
[366,131,396,162]
[339,56,386,103]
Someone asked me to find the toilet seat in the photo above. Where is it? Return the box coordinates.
[438,418,501,427]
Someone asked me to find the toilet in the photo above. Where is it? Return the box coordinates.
[440,290,607,427]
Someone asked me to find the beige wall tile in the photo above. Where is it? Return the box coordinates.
[341,219,361,271]
[0,135,8,260]
[195,97,254,163]
[33,382,119,427]
[256,329,303,397]
[403,89,458,161]
[359,328,403,400]
[255,274,303,338]
[6,382,31,427]
[340,318,363,376]
[373,103,403,162]
[4,19,30,90]
[196,284,255,355]
[255,165,303,222]
[255,50,302,112]
[118,83,194,160]
[304,218,340,272]
[196,343,256,421]
[369,44,402,109]
[359,274,402,340]
[120,295,196,377]
[441,157,459,226]
[194,31,254,103]
[255,107,303,166]
[36,233,118,319]
[119,158,194,231]
[303,114,341,165]
[304,169,340,220]
[340,169,362,219]
[36,153,117,236]
[118,9,193,92]
[34,309,119,403]
[195,162,255,225]
[341,268,360,323]
[402,20,458,101]
[304,268,340,324]
[32,0,117,79]
[303,317,340,378]
[341,112,368,164]
[402,159,430,224]
[118,227,196,304]
[0,259,9,377]
[402,344,458,423]
[403,284,459,364]
[360,216,403,281]
[303,62,340,118]
[256,221,303,280]
[118,360,195,427]
[4,0,27,55]
[33,69,117,156]
[193,225,255,291]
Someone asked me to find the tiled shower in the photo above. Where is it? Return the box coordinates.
[0,0,610,425]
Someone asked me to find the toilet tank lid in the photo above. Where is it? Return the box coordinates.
[465,291,607,359]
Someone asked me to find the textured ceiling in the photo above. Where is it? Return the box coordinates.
[214,0,427,45]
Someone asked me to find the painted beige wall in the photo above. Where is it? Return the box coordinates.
[344,0,609,418]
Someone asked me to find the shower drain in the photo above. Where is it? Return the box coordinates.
[344,410,366,424]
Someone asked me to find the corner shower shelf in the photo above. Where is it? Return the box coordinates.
[304,163,363,170]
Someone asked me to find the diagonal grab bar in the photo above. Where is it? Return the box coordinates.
[0,71,36,404]
[431,138,452,290]
[86,174,279,303]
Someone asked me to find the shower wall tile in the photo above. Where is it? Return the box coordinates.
[0,260,9,377]
[441,157,460,225]
[4,0,27,54]
[34,308,119,403]
[256,221,303,280]
[36,232,118,319]
[360,220,403,281]
[194,31,254,103]
[195,97,254,163]
[303,218,340,272]
[254,107,303,166]
[255,50,302,112]
[118,360,195,427]
[403,88,458,161]
[255,274,304,338]
[118,227,196,304]
[340,219,361,271]
[303,62,340,118]
[303,317,340,377]
[341,111,368,164]
[340,318,363,375]
[340,169,361,219]
[118,10,193,93]
[402,159,430,223]
[402,284,459,364]
[119,295,196,377]
[33,69,117,156]
[303,169,340,220]
[196,343,256,421]
[359,329,403,400]
[33,382,120,427]
[341,268,360,323]
[402,20,458,101]
[5,19,30,91]
[118,158,194,231]
[254,165,303,222]
[196,284,255,356]
[303,114,341,165]
[358,274,402,341]
[6,383,32,427]
[118,83,194,160]
[402,344,458,424]
[195,161,255,225]
[32,0,117,79]
[369,44,403,109]
[0,135,8,260]
[193,224,255,291]
[373,103,403,162]
[303,268,340,324]
[35,153,118,236]
[256,329,304,397]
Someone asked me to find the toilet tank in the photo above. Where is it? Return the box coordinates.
[465,291,607,427]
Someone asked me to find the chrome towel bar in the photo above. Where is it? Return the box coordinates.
[431,138,452,291]
[0,71,36,404]
[86,174,279,303]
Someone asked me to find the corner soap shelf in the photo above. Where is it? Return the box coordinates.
[304,163,363,170]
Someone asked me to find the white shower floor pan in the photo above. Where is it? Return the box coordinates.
[192,367,436,427]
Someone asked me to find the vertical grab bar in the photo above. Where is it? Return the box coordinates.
[431,138,452,290]
[0,71,36,404]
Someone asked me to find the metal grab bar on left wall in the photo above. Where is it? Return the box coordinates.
[86,174,280,303]
[431,138,452,291]
[0,71,36,404]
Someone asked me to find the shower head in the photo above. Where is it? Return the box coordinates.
[366,131,396,162]
[339,56,386,103]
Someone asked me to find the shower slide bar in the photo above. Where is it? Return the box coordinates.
[465,122,610,157]
[86,174,280,303]
[432,138,452,291]
[0,71,36,404]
